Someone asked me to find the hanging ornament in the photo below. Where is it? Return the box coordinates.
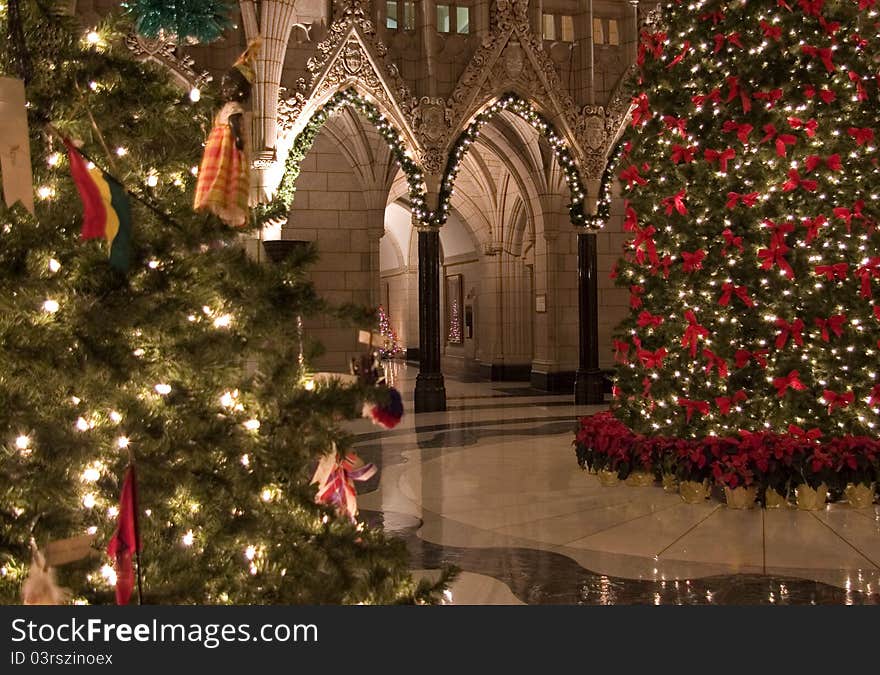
[352,331,404,429]
[311,444,377,522]
[21,542,70,605]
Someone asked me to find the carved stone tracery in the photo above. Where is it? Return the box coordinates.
[124,32,212,90]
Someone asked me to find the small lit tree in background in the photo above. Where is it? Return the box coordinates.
[377,305,403,359]
[611,0,880,440]
[0,2,448,604]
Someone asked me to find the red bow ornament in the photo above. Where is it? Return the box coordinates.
[848,127,874,146]
[692,88,722,107]
[760,124,797,156]
[620,164,648,188]
[787,117,819,138]
[775,318,805,349]
[623,202,639,231]
[638,346,668,369]
[822,389,854,414]
[671,144,696,164]
[678,398,710,422]
[814,314,847,342]
[814,262,849,281]
[613,339,630,364]
[637,310,664,328]
[804,154,842,173]
[788,425,822,442]
[758,242,795,279]
[704,147,736,173]
[713,31,743,52]
[722,120,753,144]
[662,189,687,216]
[702,349,729,379]
[856,257,880,298]
[662,115,688,137]
[868,383,880,407]
[801,44,835,72]
[773,370,807,397]
[721,228,744,255]
[759,20,782,41]
[782,169,818,193]
[652,255,674,279]
[848,71,868,101]
[632,225,659,265]
[833,200,867,232]
[803,85,836,103]
[629,284,644,309]
[667,40,691,69]
[719,282,754,307]
[753,88,784,108]
[801,215,827,244]
[681,310,709,357]
[734,349,768,368]
[725,191,760,209]
[681,249,705,272]
[630,93,651,126]
[716,390,747,415]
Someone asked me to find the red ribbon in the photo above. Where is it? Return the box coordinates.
[638,346,668,369]
[804,154,841,173]
[633,225,659,265]
[722,120,753,144]
[782,169,818,193]
[681,310,709,357]
[803,85,836,103]
[734,349,768,369]
[678,398,710,422]
[848,127,874,146]
[801,44,835,72]
[760,124,797,156]
[797,0,825,16]
[848,71,867,101]
[725,191,759,209]
[620,165,648,188]
[721,228,744,255]
[638,30,666,65]
[704,147,736,173]
[637,310,664,328]
[702,349,729,379]
[630,94,651,126]
[801,215,827,244]
[788,425,822,441]
[752,88,783,107]
[856,257,880,298]
[832,200,867,232]
[773,370,807,397]
[613,339,630,364]
[823,389,854,414]
[725,76,752,113]
[692,88,722,106]
[652,255,673,279]
[868,384,880,407]
[662,189,687,216]
[758,242,794,279]
[716,390,747,415]
[814,314,847,342]
[700,10,726,23]
[629,284,644,309]
[671,144,696,164]
[814,263,849,281]
[623,202,639,231]
[662,115,688,137]
[719,282,754,307]
[818,16,840,36]
[775,318,805,349]
[667,40,691,69]
[681,249,705,272]
[713,32,743,52]
[760,20,782,40]
[787,117,819,137]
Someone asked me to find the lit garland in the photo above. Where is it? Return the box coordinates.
[257,89,428,225]
[433,93,590,227]
[586,136,629,229]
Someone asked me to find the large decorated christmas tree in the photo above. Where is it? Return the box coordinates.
[0,3,446,604]
[612,0,879,441]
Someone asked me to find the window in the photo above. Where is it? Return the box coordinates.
[437,4,451,32]
[386,1,415,31]
[560,15,574,42]
[456,6,470,34]
[607,19,620,46]
[592,17,604,44]
[542,13,556,40]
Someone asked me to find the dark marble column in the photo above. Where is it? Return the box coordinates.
[574,231,604,404]
[414,227,447,412]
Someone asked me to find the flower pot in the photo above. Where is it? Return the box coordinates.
[844,483,875,509]
[724,485,757,510]
[661,473,679,494]
[764,488,788,509]
[596,469,620,487]
[679,480,710,504]
[795,483,828,511]
[625,471,655,487]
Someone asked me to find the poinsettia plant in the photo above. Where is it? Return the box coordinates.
[828,437,879,489]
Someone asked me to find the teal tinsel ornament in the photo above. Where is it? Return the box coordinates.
[123,0,234,44]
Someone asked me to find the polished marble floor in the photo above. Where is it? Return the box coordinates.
[349,362,880,605]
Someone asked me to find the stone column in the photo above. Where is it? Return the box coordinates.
[414,221,447,412]
[574,231,604,404]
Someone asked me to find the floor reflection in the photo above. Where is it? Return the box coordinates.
[362,510,880,605]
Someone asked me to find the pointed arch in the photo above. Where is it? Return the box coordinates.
[433,94,587,227]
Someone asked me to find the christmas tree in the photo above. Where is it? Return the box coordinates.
[0,3,447,604]
[612,0,880,440]
[377,305,402,358]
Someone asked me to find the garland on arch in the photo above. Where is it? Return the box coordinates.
[585,137,629,230]
[433,94,589,227]
[256,88,428,225]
